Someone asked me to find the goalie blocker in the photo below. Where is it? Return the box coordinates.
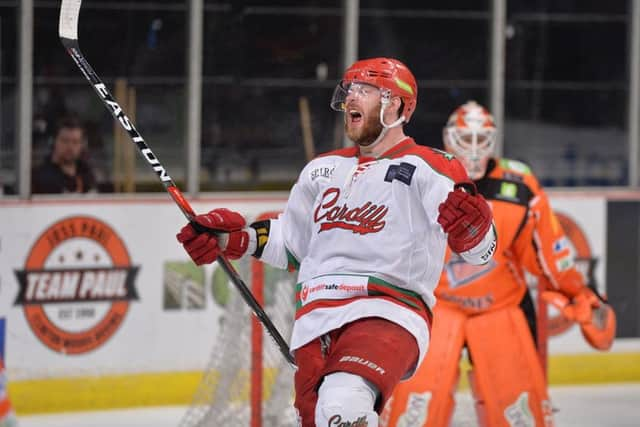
[542,287,616,351]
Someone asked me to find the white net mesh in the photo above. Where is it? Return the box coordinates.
[178,260,298,427]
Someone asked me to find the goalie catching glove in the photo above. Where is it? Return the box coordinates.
[542,287,616,351]
[177,208,250,265]
[438,182,493,254]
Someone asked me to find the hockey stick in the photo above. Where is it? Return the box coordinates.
[298,96,316,162]
[58,0,294,366]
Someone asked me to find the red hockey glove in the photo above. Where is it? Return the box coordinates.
[176,208,249,265]
[542,287,616,350]
[437,184,492,253]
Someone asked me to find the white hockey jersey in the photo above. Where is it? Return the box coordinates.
[260,137,472,365]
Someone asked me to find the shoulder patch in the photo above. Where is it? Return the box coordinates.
[308,163,336,182]
[384,162,416,186]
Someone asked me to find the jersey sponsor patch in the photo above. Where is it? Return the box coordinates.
[309,163,335,182]
[298,274,369,306]
[384,162,416,186]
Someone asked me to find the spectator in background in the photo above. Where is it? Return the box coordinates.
[31,114,97,194]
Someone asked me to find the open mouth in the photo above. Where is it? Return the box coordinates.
[348,110,363,124]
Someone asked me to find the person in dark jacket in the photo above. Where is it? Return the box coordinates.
[32,115,97,194]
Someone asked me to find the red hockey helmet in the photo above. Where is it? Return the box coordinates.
[330,57,418,123]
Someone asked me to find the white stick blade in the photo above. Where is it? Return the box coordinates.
[59,0,82,40]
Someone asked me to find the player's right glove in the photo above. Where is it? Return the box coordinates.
[437,183,493,254]
[176,208,249,265]
[542,287,616,351]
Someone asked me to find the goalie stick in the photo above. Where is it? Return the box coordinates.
[58,0,295,366]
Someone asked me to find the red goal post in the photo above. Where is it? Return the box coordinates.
[178,211,297,427]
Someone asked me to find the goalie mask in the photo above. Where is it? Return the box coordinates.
[330,57,418,128]
[443,101,497,180]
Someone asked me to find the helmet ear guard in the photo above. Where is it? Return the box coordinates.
[378,89,406,129]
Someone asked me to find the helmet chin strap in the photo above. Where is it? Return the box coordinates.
[363,96,405,150]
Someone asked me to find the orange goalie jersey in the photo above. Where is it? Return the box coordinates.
[438,157,585,314]
[381,157,596,427]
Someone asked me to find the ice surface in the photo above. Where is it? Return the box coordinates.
[18,383,640,427]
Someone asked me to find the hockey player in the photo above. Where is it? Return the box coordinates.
[381,101,617,427]
[176,59,497,426]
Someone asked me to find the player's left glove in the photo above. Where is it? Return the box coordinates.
[438,183,493,253]
[542,287,616,351]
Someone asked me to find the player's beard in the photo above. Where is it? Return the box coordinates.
[345,105,384,146]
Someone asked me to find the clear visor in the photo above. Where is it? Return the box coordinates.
[330,81,382,112]
[445,126,496,178]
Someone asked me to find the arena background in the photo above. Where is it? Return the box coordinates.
[0,0,639,417]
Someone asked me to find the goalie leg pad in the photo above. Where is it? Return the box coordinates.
[466,306,554,427]
[383,304,467,427]
[315,372,379,427]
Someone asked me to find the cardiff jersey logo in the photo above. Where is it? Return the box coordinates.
[314,188,388,234]
[14,216,139,354]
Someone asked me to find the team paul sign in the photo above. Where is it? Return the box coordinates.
[14,216,139,355]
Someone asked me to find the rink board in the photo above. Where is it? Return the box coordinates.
[0,191,638,414]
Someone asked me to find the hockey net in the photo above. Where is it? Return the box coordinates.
[178,245,298,427]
